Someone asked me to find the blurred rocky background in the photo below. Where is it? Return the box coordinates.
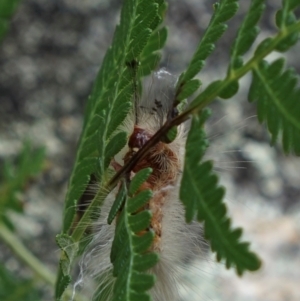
[0,0,299,300]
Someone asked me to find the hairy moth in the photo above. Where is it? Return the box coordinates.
[73,69,206,301]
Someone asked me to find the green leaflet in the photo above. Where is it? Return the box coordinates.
[180,109,261,275]
[276,0,300,29]
[275,0,300,52]
[107,180,127,225]
[139,27,167,76]
[104,132,128,171]
[129,168,152,196]
[218,80,239,99]
[108,171,158,301]
[189,80,223,108]
[141,27,167,58]
[162,126,178,144]
[229,0,266,71]
[127,190,153,214]
[176,0,239,102]
[249,58,300,155]
[222,0,265,99]
[176,79,201,102]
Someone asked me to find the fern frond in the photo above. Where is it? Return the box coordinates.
[249,58,300,155]
[108,171,158,301]
[175,0,239,102]
[62,0,162,234]
[62,0,165,235]
[180,109,261,275]
[56,0,165,299]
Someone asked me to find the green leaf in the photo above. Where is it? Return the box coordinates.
[127,28,152,61]
[129,167,152,195]
[132,231,155,254]
[108,172,158,301]
[139,19,168,77]
[249,58,300,155]
[254,37,273,56]
[176,79,201,102]
[161,126,178,144]
[104,131,128,170]
[127,190,153,214]
[177,0,239,87]
[229,0,266,71]
[276,0,300,29]
[108,180,127,225]
[180,109,261,275]
[140,27,167,58]
[190,80,223,107]
[219,80,239,99]
[128,211,152,233]
[139,53,161,76]
[275,1,300,52]
[133,253,158,272]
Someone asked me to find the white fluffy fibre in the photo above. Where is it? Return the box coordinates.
[73,69,208,301]
[149,185,206,301]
